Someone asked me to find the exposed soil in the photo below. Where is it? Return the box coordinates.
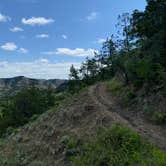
[89,83,166,150]
[0,83,166,165]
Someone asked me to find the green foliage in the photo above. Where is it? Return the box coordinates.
[107,78,123,94]
[0,148,27,166]
[29,114,39,122]
[151,112,166,124]
[65,125,166,166]
[158,68,166,85]
[135,58,152,80]
[143,103,154,115]
[126,90,136,99]
[68,80,86,94]
[31,161,54,166]
[0,157,7,166]
[0,86,55,137]
[54,92,67,106]
[60,135,81,157]
[121,89,136,106]
[69,0,166,92]
[69,65,79,80]
[143,104,166,124]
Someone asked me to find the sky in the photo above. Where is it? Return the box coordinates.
[0,0,147,79]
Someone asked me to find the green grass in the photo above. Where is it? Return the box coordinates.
[143,104,166,124]
[106,78,136,106]
[106,78,123,95]
[65,125,166,166]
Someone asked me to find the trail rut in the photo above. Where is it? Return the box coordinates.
[89,83,166,150]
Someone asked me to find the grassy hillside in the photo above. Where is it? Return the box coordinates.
[0,82,166,165]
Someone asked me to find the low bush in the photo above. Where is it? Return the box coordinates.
[66,125,166,166]
[143,104,166,124]
[121,89,136,106]
[107,78,123,95]
[151,112,166,125]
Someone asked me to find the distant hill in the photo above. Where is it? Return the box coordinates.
[0,76,68,98]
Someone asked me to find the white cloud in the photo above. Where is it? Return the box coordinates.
[10,27,23,32]
[0,13,11,22]
[0,61,8,68]
[39,58,49,63]
[43,48,97,57]
[1,43,28,53]
[22,17,54,26]
[56,48,97,57]
[36,34,49,38]
[1,42,17,51]
[86,12,98,21]
[97,38,106,44]
[0,60,81,79]
[62,34,67,39]
[42,51,56,55]
[18,48,28,54]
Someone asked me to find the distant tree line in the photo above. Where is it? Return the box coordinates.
[69,0,166,92]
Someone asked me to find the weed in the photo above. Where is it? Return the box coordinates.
[107,78,123,95]
[65,125,166,166]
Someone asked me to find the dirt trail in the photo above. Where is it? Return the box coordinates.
[89,83,166,150]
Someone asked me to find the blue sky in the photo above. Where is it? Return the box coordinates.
[0,0,147,79]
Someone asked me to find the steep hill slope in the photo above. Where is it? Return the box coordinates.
[0,83,165,165]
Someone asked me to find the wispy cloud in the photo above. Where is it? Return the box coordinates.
[35,34,49,38]
[18,48,28,54]
[0,13,11,22]
[43,48,97,57]
[0,61,8,68]
[10,27,23,32]
[39,58,49,63]
[1,42,17,51]
[62,34,67,39]
[0,60,81,79]
[97,38,106,44]
[86,12,99,21]
[1,42,28,53]
[22,17,54,26]
[56,48,96,57]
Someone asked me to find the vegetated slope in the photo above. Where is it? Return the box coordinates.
[0,76,67,98]
[0,83,165,165]
[90,83,166,150]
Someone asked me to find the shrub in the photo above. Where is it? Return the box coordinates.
[0,157,7,166]
[60,135,81,157]
[158,68,166,85]
[107,78,123,94]
[143,104,166,124]
[54,93,66,106]
[127,90,136,99]
[143,104,154,115]
[133,79,144,88]
[151,112,166,125]
[121,89,136,107]
[66,125,166,166]
[135,58,153,80]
